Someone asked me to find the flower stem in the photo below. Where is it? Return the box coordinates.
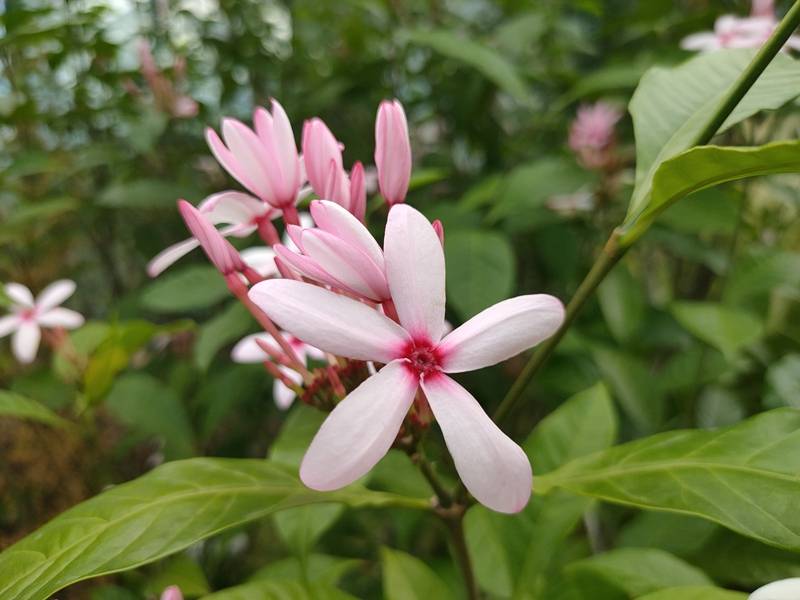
[446,516,479,600]
[494,234,625,424]
[495,2,800,424]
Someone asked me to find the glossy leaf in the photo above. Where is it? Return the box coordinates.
[628,49,800,218]
[444,229,515,319]
[381,547,454,600]
[0,458,428,600]
[566,548,711,597]
[670,301,764,359]
[622,141,800,243]
[140,265,229,313]
[537,409,800,551]
[0,389,69,427]
[402,28,531,102]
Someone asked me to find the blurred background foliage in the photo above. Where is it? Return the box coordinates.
[2,0,800,598]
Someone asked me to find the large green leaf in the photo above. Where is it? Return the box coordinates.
[380,547,454,600]
[249,554,361,588]
[566,548,711,597]
[635,587,746,600]
[627,49,800,218]
[467,384,617,597]
[0,458,428,600]
[140,265,229,313]
[0,389,69,427]
[444,229,515,319]
[670,301,764,359]
[201,580,355,600]
[402,29,530,102]
[622,141,800,243]
[537,409,800,551]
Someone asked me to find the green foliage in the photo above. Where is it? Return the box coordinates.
[538,409,800,551]
[0,389,69,427]
[140,266,230,314]
[0,458,426,600]
[380,547,454,600]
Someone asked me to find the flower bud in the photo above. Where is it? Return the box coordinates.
[177,200,245,276]
[302,118,343,199]
[374,99,412,206]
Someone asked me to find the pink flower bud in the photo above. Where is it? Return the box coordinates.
[349,161,366,223]
[302,118,343,199]
[323,159,350,210]
[177,200,245,276]
[432,219,444,246]
[374,99,412,206]
[160,586,183,600]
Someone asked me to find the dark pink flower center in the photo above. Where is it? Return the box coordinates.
[403,340,442,377]
[19,308,36,321]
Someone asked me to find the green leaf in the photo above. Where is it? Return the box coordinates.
[622,141,800,243]
[725,250,800,306]
[597,263,646,344]
[201,580,356,600]
[0,389,69,427]
[627,50,800,220]
[194,302,254,370]
[670,301,764,359]
[380,547,454,600]
[634,587,746,600]
[145,554,210,597]
[537,409,800,551]
[249,554,361,587]
[402,28,531,102]
[766,354,800,409]
[97,178,190,209]
[444,229,515,319]
[140,266,229,313]
[0,458,428,600]
[105,373,195,459]
[524,382,618,474]
[269,405,327,468]
[590,346,665,433]
[566,548,711,597]
[273,504,344,557]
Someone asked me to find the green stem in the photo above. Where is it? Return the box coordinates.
[494,234,625,423]
[447,516,479,600]
[495,2,800,424]
[692,0,800,147]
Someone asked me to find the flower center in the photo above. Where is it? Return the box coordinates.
[404,341,442,377]
[18,308,36,321]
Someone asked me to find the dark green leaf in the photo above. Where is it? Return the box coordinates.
[140,266,229,314]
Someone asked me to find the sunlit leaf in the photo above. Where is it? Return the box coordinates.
[670,301,764,359]
[381,547,454,600]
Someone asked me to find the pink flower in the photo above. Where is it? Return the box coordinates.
[137,39,198,119]
[568,101,622,170]
[0,280,84,364]
[275,200,391,302]
[160,586,183,600]
[148,191,280,277]
[232,332,324,409]
[375,99,412,206]
[249,204,564,513]
[206,100,303,209]
[323,161,367,222]
[681,1,800,53]
[177,200,247,278]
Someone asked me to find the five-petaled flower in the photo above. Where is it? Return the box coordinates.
[0,280,84,364]
[250,204,564,513]
[232,332,324,409]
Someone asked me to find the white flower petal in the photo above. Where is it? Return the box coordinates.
[750,578,800,600]
[248,279,410,363]
[5,283,34,308]
[0,315,20,338]
[310,200,385,268]
[439,295,564,373]
[273,379,297,410]
[231,333,273,363]
[240,247,279,278]
[147,237,201,277]
[384,204,446,343]
[300,360,417,490]
[199,190,267,225]
[35,279,76,311]
[421,374,532,513]
[12,321,41,364]
[37,308,84,329]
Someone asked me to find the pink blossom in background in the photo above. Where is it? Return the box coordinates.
[250,204,565,513]
[137,39,198,119]
[375,99,412,206]
[275,200,391,302]
[0,280,84,364]
[568,101,622,170]
[160,585,183,600]
[147,191,282,277]
[232,332,324,408]
[680,0,800,53]
[206,100,304,213]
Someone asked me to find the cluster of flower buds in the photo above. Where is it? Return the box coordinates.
[144,95,566,514]
[681,0,800,53]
